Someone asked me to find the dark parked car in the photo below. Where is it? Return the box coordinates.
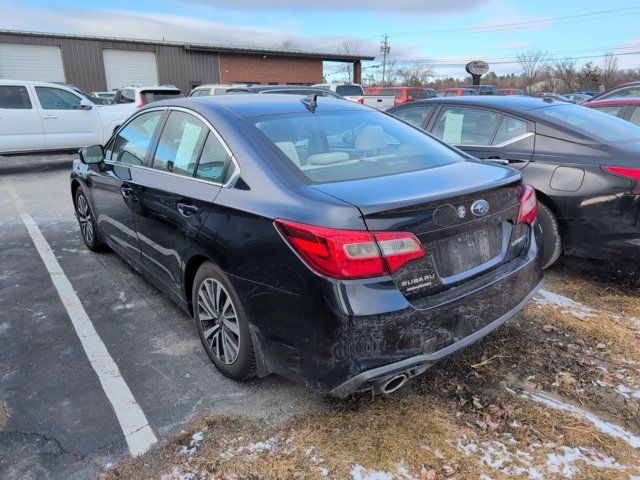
[588,81,640,102]
[70,95,542,395]
[585,98,640,127]
[465,85,498,96]
[247,85,345,99]
[388,96,640,267]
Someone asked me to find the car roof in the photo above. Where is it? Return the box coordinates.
[585,98,640,107]
[0,79,73,87]
[395,95,561,113]
[152,93,362,118]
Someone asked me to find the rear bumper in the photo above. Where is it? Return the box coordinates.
[232,223,544,395]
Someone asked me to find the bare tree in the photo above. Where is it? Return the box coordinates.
[394,63,433,87]
[553,58,578,93]
[540,64,559,92]
[601,52,620,90]
[517,48,547,93]
[336,40,361,83]
[279,38,300,50]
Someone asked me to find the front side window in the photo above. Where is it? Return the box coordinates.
[35,87,81,110]
[0,85,31,109]
[392,105,435,128]
[152,111,208,176]
[432,106,501,145]
[195,132,232,183]
[492,116,529,145]
[109,111,163,165]
[537,104,640,143]
[248,110,463,184]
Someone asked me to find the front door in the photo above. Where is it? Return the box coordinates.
[33,85,102,149]
[134,110,232,294]
[89,109,165,264]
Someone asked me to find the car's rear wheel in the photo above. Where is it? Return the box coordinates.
[75,190,106,252]
[192,262,255,380]
[537,201,562,269]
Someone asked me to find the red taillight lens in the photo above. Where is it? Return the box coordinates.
[357,97,365,104]
[274,219,425,279]
[136,97,145,108]
[517,184,538,224]
[606,166,640,193]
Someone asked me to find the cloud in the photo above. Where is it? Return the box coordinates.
[176,0,489,14]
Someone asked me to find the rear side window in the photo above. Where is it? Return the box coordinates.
[141,90,183,104]
[195,132,232,183]
[108,111,163,165]
[35,87,81,110]
[152,111,208,176]
[630,107,640,127]
[392,105,435,128]
[248,110,463,184]
[335,85,364,96]
[117,89,135,104]
[432,106,501,145]
[0,85,32,109]
[492,116,529,145]
[591,105,624,117]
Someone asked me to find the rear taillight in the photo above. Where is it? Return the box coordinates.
[136,97,145,108]
[517,184,538,224]
[357,97,365,104]
[274,219,424,279]
[606,166,640,194]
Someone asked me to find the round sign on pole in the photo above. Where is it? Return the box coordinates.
[465,60,489,76]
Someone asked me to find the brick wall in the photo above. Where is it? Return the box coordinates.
[219,53,323,85]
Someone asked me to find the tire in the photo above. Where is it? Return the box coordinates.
[192,262,256,380]
[74,189,106,252]
[537,201,562,269]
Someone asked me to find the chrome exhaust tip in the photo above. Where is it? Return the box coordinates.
[380,374,408,394]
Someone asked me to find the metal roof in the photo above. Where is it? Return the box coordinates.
[0,29,375,62]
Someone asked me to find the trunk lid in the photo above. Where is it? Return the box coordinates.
[313,161,527,299]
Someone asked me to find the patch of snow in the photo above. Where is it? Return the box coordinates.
[350,465,394,480]
[616,385,640,399]
[533,290,595,320]
[521,390,640,448]
[191,431,203,442]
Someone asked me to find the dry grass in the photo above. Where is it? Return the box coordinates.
[102,259,640,480]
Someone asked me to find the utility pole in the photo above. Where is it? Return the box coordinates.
[380,34,391,86]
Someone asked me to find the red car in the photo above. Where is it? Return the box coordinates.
[364,86,432,106]
[584,98,640,127]
[497,88,525,96]
[436,87,477,97]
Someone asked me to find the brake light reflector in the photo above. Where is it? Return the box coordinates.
[517,184,538,224]
[274,219,425,279]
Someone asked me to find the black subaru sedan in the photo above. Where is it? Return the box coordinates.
[70,94,543,396]
[388,96,640,268]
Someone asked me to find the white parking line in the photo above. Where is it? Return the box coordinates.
[18,212,157,457]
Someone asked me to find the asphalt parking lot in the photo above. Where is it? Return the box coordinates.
[0,162,323,479]
[2,156,640,479]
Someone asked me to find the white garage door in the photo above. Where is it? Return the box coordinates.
[103,49,158,90]
[0,44,65,82]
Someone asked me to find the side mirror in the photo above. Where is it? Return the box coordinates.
[76,98,93,110]
[79,145,104,164]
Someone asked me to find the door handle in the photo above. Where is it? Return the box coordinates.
[120,185,133,198]
[177,202,198,217]
[42,115,58,120]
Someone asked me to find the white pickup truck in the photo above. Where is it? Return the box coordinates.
[312,83,395,110]
[0,80,132,154]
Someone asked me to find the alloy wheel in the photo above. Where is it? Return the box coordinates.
[197,278,241,365]
[76,194,95,245]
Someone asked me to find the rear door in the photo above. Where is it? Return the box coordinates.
[0,84,43,152]
[134,109,231,293]
[428,105,534,169]
[33,85,102,149]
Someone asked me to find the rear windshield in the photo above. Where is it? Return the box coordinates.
[377,88,402,98]
[407,88,429,99]
[247,110,463,184]
[335,85,364,96]
[141,90,183,104]
[537,103,640,143]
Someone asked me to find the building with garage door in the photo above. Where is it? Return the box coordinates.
[0,30,373,94]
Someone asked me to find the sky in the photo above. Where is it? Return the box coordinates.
[2,0,640,80]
